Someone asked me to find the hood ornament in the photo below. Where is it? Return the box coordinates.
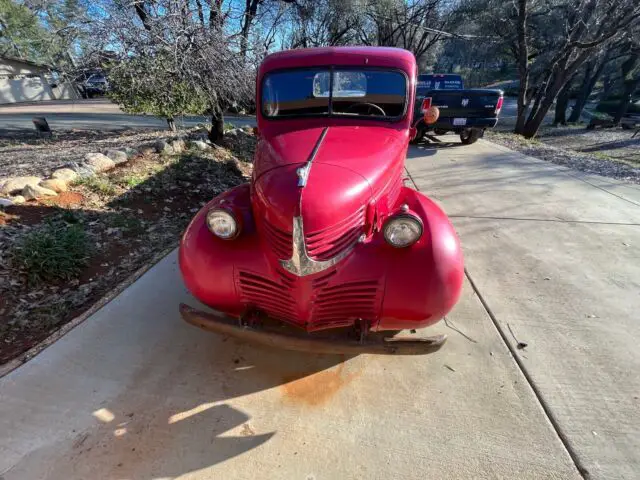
[280,216,351,277]
[297,163,311,187]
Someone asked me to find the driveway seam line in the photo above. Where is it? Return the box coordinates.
[405,166,589,479]
[449,215,640,227]
[463,268,589,479]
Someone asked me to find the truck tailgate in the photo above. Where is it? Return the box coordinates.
[428,90,500,118]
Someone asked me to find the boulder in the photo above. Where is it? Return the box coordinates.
[138,143,156,155]
[155,139,174,154]
[0,176,42,195]
[39,178,68,193]
[105,149,129,165]
[0,198,13,207]
[190,140,211,151]
[84,152,115,173]
[23,184,57,200]
[51,168,78,182]
[241,124,253,132]
[124,147,139,158]
[170,139,186,154]
[11,195,26,205]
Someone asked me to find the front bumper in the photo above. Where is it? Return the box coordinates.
[180,303,446,355]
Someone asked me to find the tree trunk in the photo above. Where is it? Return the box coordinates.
[613,75,640,124]
[208,109,224,144]
[553,79,573,126]
[514,0,529,135]
[167,117,176,131]
[568,62,595,122]
[240,0,260,60]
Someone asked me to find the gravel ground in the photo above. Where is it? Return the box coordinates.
[0,129,177,180]
[486,125,640,184]
[0,130,254,365]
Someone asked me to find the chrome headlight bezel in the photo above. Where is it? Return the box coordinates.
[383,213,423,248]
[205,208,240,240]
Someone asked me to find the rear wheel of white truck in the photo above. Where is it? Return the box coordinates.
[460,128,483,145]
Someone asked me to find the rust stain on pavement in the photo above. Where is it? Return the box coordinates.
[280,358,364,406]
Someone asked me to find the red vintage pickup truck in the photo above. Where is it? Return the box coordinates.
[179,47,464,355]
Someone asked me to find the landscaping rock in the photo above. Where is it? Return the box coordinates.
[66,162,96,178]
[0,176,42,195]
[138,143,156,155]
[0,198,13,207]
[105,149,129,165]
[170,139,186,154]
[84,153,115,173]
[155,139,174,154]
[39,178,68,193]
[190,140,211,151]
[23,184,57,200]
[124,147,138,158]
[51,168,78,182]
[11,195,26,205]
[241,124,253,132]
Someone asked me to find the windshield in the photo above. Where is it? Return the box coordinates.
[262,68,407,119]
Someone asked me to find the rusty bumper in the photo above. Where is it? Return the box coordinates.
[179,304,446,355]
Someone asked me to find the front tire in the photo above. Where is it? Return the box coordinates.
[410,124,426,144]
[460,128,483,145]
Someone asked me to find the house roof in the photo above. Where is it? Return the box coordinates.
[0,55,51,70]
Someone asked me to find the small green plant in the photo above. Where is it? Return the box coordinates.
[11,221,92,284]
[106,214,144,234]
[117,174,146,188]
[73,175,117,196]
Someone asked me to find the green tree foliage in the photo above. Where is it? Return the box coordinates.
[0,0,89,67]
[108,55,209,131]
[0,0,50,61]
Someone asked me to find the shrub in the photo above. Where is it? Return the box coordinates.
[11,221,91,283]
[73,175,117,195]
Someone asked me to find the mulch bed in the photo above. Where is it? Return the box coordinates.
[0,131,254,365]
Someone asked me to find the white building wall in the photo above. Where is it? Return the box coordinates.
[0,58,78,104]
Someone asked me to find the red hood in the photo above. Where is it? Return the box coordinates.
[254,125,408,187]
[252,125,408,262]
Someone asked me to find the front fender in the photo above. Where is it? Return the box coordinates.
[378,187,464,330]
[179,183,264,316]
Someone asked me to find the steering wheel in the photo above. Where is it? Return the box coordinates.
[345,102,386,116]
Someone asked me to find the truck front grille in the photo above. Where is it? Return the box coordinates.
[238,270,297,323]
[238,270,380,331]
[312,280,380,328]
[305,206,366,261]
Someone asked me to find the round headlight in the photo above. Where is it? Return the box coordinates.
[206,209,238,239]
[383,214,423,248]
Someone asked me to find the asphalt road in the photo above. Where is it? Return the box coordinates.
[1,136,639,479]
[0,99,255,134]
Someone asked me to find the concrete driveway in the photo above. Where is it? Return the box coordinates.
[0,99,255,133]
[1,137,638,479]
